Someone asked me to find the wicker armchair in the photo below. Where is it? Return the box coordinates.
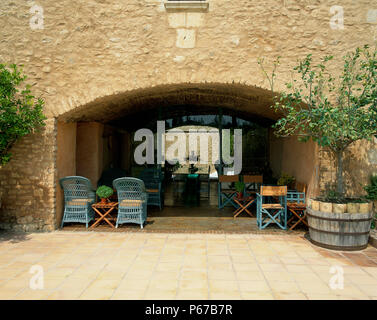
[139,167,164,210]
[113,177,148,229]
[59,176,96,228]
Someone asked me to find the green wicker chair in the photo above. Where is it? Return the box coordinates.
[59,176,96,228]
[113,177,148,229]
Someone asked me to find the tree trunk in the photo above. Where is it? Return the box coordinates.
[336,150,344,197]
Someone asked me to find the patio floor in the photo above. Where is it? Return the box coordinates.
[61,206,308,234]
[0,231,376,300]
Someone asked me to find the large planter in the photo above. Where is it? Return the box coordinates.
[307,205,373,251]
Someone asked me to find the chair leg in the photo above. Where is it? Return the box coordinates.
[60,212,66,229]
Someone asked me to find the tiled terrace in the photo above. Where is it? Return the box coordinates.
[0,231,376,300]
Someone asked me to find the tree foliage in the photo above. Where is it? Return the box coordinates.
[0,64,46,165]
[260,45,377,197]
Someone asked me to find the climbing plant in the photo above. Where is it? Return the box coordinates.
[0,63,46,165]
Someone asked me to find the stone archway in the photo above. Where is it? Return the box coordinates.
[55,82,319,229]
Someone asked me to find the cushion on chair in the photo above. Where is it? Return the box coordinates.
[287,202,306,208]
[120,199,143,207]
[262,203,284,209]
[146,189,159,193]
[67,199,93,206]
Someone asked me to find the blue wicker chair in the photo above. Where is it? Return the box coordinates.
[113,177,148,228]
[139,168,164,210]
[59,176,96,228]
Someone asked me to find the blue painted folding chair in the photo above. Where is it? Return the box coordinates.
[287,182,308,230]
[256,186,287,230]
[218,175,239,209]
[243,175,263,197]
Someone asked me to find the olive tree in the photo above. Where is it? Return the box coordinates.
[0,64,46,165]
[259,45,377,197]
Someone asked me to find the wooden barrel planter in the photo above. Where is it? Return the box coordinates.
[307,208,373,251]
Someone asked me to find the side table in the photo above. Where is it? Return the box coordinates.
[91,202,118,228]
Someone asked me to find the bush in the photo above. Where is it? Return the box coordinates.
[364,175,377,201]
[0,64,46,165]
[277,173,295,187]
[96,185,113,199]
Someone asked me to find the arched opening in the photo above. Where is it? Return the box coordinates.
[56,83,318,232]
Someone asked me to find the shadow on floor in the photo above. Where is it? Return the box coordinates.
[0,229,31,244]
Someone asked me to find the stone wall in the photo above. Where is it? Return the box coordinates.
[0,119,57,232]
[0,0,376,230]
[1,0,375,118]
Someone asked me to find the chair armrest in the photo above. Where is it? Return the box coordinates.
[142,193,148,202]
[88,191,96,202]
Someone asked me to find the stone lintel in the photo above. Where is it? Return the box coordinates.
[164,1,209,11]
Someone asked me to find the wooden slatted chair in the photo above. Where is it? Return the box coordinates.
[243,175,263,197]
[287,182,308,230]
[256,186,287,230]
[218,175,239,209]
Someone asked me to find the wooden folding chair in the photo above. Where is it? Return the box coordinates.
[218,175,239,209]
[256,186,287,230]
[287,182,308,230]
[243,175,263,197]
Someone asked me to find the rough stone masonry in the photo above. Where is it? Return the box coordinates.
[0,0,376,231]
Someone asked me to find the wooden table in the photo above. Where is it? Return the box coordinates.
[232,195,255,218]
[91,202,118,228]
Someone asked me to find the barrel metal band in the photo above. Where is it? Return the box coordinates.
[307,212,372,223]
[309,226,370,236]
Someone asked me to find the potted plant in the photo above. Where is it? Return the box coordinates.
[277,173,296,189]
[260,45,377,250]
[96,185,114,204]
[235,181,245,199]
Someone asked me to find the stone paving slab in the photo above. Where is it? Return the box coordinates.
[0,231,376,300]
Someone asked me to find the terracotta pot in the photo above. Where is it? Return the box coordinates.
[347,202,359,214]
[319,201,333,213]
[310,199,320,211]
[333,203,346,214]
[100,198,108,204]
[237,192,243,199]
